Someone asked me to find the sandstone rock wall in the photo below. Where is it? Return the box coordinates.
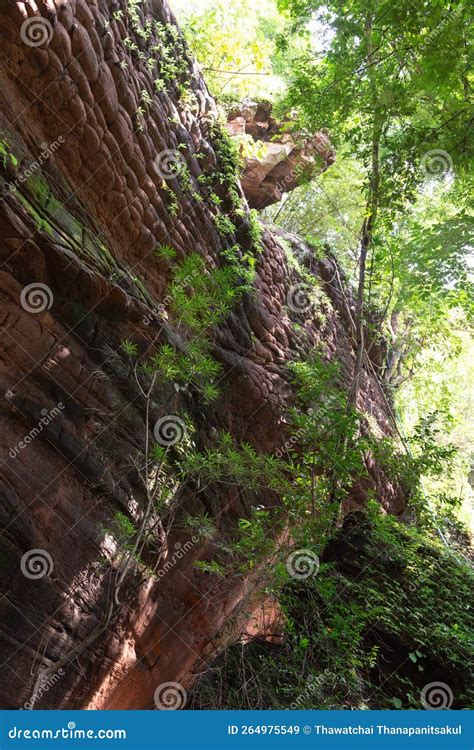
[227,101,335,209]
[0,0,400,709]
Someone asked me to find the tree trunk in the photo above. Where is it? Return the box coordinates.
[349,7,382,408]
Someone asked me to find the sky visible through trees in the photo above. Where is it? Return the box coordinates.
[172,0,474,530]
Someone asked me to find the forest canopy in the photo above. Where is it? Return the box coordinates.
[172,0,473,530]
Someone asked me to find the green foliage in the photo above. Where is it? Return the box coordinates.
[168,254,243,329]
[213,212,236,236]
[189,506,474,709]
[248,208,264,252]
[181,431,286,492]
[208,122,244,212]
[230,508,277,571]
[0,140,18,168]
[121,339,139,357]
[185,512,217,539]
[285,357,365,533]
[175,0,285,100]
[162,184,179,216]
[154,244,177,262]
[143,253,250,400]
[202,122,266,265]
[396,328,474,530]
[263,156,365,269]
[194,559,226,576]
[183,349,463,590]
[286,354,462,532]
[283,506,474,709]
[266,0,473,452]
[101,511,142,563]
[112,511,137,541]
[180,432,287,575]
[278,0,472,187]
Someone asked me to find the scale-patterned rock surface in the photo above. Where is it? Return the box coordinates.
[0,0,402,709]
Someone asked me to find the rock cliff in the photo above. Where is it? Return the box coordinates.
[226,101,335,209]
[0,0,401,709]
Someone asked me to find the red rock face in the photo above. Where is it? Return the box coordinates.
[227,101,336,209]
[0,0,403,710]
